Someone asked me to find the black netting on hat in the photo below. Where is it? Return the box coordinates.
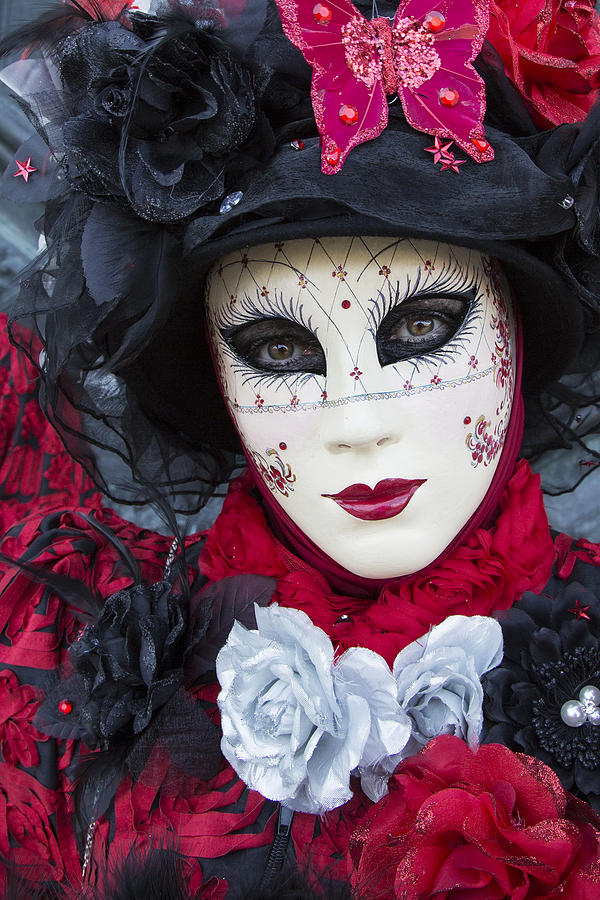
[1,0,600,511]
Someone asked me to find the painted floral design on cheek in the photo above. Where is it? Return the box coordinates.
[465,415,505,467]
[463,259,515,468]
[250,447,296,497]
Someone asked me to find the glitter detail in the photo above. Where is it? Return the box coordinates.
[58,699,72,715]
[438,87,460,107]
[341,16,440,92]
[339,103,359,125]
[234,367,494,414]
[13,156,37,182]
[569,599,591,620]
[341,299,351,309]
[425,136,454,164]
[312,2,331,24]
[219,191,243,214]
[424,11,445,33]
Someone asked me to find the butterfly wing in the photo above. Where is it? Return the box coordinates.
[396,0,493,162]
[274,0,388,173]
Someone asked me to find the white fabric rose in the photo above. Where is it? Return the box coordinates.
[393,615,503,753]
[216,604,411,814]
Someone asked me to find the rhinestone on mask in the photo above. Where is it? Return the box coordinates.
[339,104,359,125]
[423,11,445,32]
[560,195,575,210]
[219,191,244,215]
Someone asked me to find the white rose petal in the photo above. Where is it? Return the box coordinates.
[216,605,411,814]
[393,615,503,752]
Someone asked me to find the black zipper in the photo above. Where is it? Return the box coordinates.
[259,805,295,891]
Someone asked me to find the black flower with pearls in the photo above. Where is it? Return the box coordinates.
[482,559,600,810]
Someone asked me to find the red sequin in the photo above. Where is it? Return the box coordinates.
[471,137,490,152]
[312,3,331,24]
[424,11,445,33]
[339,104,359,125]
[438,87,460,107]
[58,700,72,715]
[325,147,341,166]
[342,300,351,309]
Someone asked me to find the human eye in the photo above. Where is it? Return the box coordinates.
[376,295,471,365]
[225,317,326,374]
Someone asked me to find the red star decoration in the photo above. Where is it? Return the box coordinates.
[425,136,454,165]
[440,155,466,174]
[13,156,37,182]
[569,599,591,620]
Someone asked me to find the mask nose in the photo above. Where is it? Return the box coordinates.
[320,400,399,453]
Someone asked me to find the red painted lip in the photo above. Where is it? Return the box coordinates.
[321,478,427,521]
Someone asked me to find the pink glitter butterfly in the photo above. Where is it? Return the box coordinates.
[274,0,494,173]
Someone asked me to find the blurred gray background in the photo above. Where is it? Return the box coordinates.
[1,0,599,537]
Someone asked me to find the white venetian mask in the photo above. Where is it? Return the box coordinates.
[206,237,516,578]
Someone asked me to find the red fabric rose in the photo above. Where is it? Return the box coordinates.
[350,736,600,899]
[0,668,47,767]
[200,473,287,581]
[488,0,600,127]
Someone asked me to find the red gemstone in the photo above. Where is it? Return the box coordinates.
[325,146,341,166]
[464,416,471,425]
[58,699,72,715]
[313,3,332,24]
[424,11,445,32]
[279,442,287,450]
[339,104,359,125]
[471,137,490,153]
[341,299,351,309]
[438,87,460,108]
[290,139,304,151]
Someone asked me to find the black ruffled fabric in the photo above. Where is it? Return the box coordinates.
[482,554,600,810]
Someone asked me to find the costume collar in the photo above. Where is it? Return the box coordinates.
[200,458,554,667]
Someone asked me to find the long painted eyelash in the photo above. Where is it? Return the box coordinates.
[367,259,484,336]
[390,299,484,374]
[214,288,316,337]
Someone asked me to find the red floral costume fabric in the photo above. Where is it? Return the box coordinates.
[2,312,600,897]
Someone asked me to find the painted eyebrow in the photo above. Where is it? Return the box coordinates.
[365,258,484,337]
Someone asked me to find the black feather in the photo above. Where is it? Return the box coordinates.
[0,2,98,61]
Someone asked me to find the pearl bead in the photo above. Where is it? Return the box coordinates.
[579,685,600,706]
[560,699,587,727]
[588,707,600,726]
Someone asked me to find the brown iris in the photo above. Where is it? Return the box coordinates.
[406,316,434,337]
[268,340,294,360]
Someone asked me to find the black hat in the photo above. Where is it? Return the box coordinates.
[1,0,599,510]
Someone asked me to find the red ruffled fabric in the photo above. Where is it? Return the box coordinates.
[0,313,101,543]
[200,459,555,666]
[349,736,600,899]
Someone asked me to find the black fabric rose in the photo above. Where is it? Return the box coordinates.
[57,13,268,221]
[482,555,600,810]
